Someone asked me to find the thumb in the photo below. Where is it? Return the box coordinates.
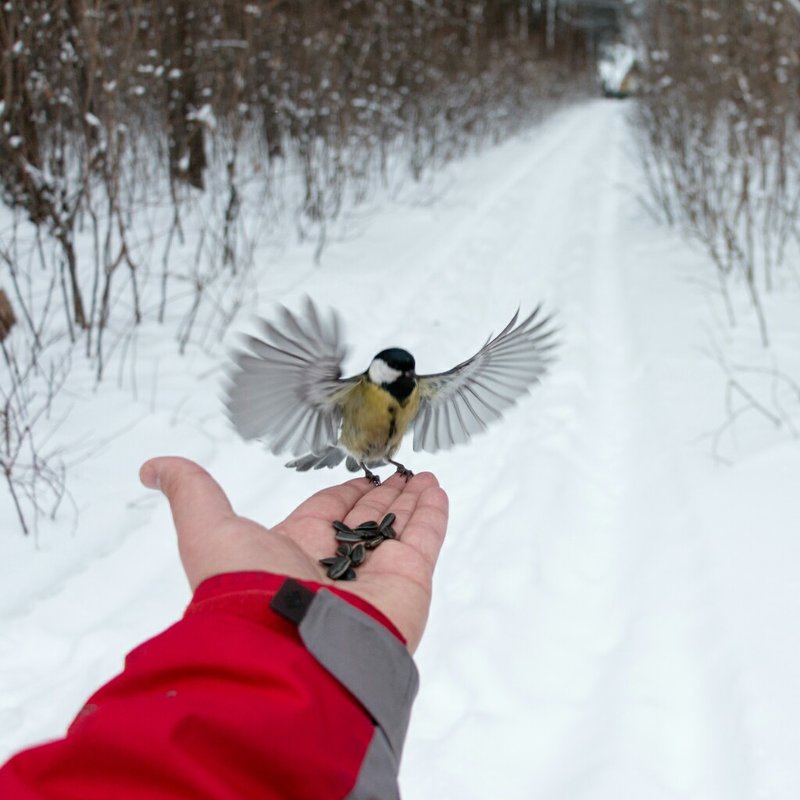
[140,456,235,560]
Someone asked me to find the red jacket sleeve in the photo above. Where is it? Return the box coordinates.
[0,572,418,800]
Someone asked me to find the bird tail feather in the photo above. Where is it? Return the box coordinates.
[286,446,347,472]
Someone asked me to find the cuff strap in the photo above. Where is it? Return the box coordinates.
[271,578,419,758]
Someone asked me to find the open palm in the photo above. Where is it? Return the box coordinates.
[140,457,449,651]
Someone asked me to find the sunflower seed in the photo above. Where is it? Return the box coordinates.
[335,529,364,543]
[350,543,366,565]
[326,555,352,580]
[378,512,396,531]
[364,535,386,550]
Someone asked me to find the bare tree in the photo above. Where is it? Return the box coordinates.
[0,0,612,532]
[635,0,800,346]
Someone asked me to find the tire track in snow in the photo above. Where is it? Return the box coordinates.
[535,105,755,800]
[331,103,613,353]
[405,102,756,800]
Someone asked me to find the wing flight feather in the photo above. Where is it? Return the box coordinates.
[225,297,356,456]
[413,305,558,453]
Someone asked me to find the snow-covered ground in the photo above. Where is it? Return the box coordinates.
[2,99,800,799]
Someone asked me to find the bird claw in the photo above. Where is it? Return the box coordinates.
[360,463,381,485]
[389,460,414,481]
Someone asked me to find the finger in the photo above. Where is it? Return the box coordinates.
[358,474,446,574]
[394,484,449,566]
[140,456,236,546]
[284,475,376,527]
[343,470,413,528]
[355,471,440,530]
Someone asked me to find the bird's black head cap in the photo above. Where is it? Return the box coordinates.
[369,348,416,401]
[374,348,415,373]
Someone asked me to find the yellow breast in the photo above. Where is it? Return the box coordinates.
[340,379,420,462]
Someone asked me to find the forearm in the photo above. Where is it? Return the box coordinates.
[0,572,418,800]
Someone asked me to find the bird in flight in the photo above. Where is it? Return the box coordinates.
[225,297,558,484]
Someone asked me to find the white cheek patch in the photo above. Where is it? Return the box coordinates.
[368,358,402,386]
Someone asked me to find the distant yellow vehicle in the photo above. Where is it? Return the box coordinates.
[598,43,640,99]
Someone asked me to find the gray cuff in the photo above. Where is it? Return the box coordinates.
[270,580,419,758]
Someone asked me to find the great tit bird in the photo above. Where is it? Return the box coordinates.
[225,297,558,484]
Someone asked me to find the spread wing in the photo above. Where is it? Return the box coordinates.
[224,297,358,457]
[413,305,558,453]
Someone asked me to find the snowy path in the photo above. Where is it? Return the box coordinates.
[391,101,795,800]
[2,100,799,799]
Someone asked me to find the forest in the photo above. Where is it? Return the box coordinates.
[1,0,799,532]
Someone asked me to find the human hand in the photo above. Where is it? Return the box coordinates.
[139,457,448,652]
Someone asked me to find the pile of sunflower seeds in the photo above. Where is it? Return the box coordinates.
[319,512,397,581]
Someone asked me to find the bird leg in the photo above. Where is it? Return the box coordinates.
[388,459,414,481]
[359,463,381,486]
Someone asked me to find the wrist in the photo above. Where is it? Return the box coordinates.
[187,571,420,785]
[186,570,406,643]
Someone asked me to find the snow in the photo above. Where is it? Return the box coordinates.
[2,99,800,799]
